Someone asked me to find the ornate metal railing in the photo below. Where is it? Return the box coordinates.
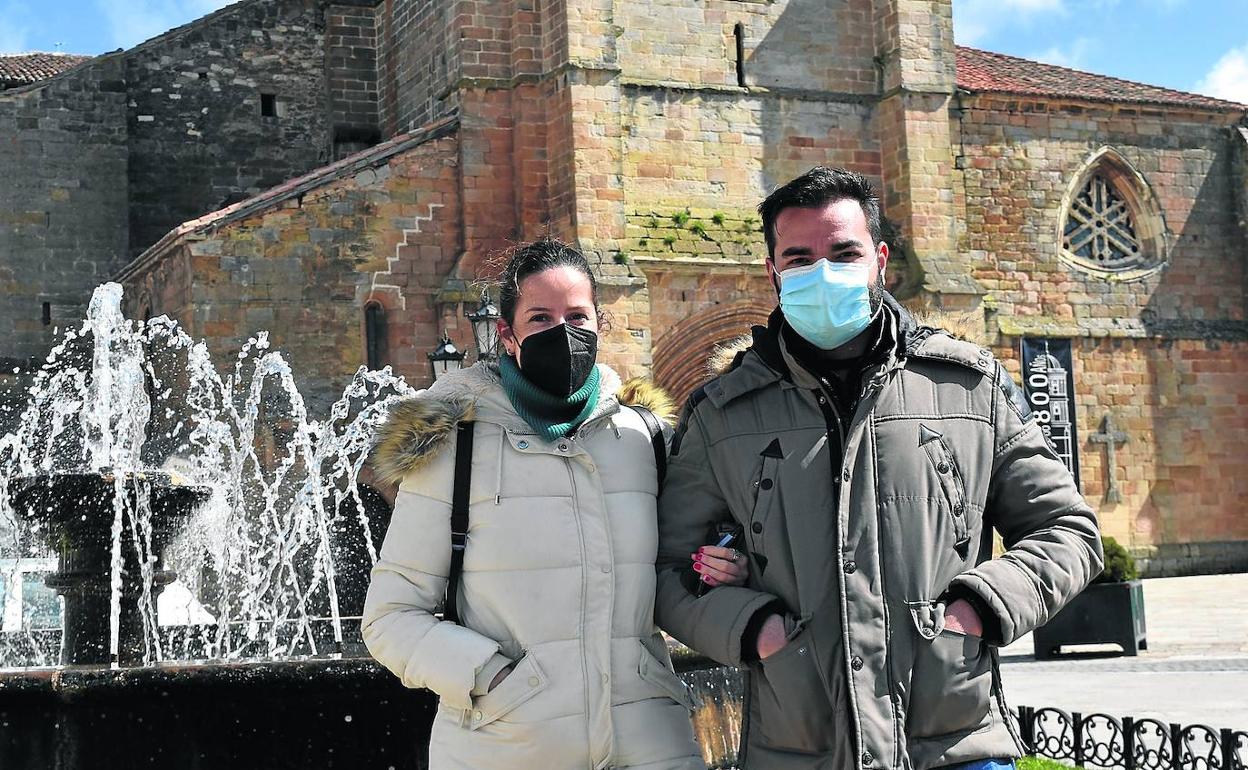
[1017,706,1248,770]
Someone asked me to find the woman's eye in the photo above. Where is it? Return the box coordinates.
[529,314,550,323]
[569,313,590,324]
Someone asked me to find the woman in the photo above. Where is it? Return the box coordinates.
[362,239,746,770]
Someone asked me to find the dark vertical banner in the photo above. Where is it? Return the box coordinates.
[1019,338,1081,489]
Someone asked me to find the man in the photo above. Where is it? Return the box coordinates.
[654,167,1103,770]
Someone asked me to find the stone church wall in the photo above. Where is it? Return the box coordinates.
[121,132,463,412]
[124,0,337,260]
[377,0,457,135]
[0,56,130,373]
[958,95,1248,570]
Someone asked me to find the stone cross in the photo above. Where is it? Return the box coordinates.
[1090,414,1129,504]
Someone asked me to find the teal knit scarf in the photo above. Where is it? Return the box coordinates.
[498,355,602,443]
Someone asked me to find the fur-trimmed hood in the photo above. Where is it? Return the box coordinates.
[369,363,674,486]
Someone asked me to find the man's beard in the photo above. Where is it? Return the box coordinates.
[869,273,886,316]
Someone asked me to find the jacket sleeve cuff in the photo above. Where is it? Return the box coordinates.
[941,583,1004,646]
[404,622,501,710]
[949,567,1024,646]
[723,590,785,667]
[739,600,787,662]
[470,652,514,697]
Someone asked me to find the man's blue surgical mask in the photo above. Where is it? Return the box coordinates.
[776,260,873,351]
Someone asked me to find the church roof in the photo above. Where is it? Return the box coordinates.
[0,53,93,88]
[956,46,1245,111]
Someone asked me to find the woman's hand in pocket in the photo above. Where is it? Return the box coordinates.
[692,545,749,588]
[487,663,515,693]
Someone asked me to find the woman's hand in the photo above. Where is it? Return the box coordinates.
[691,545,749,588]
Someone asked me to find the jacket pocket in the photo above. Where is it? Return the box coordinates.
[466,652,549,730]
[905,601,993,739]
[751,627,838,752]
[921,433,970,550]
[638,640,699,711]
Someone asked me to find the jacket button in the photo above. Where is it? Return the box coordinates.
[601,565,612,573]
[518,440,529,449]
[752,522,763,534]
[558,443,569,452]
[937,462,950,474]
[862,752,874,766]
[844,561,857,574]
[797,646,807,656]
[817,395,826,405]
[760,478,773,490]
[528,676,540,687]
[842,470,850,483]
[473,710,483,722]
[851,656,864,671]
[602,673,610,684]
[953,502,964,515]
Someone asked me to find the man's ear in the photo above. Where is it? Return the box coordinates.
[876,242,889,284]
[765,257,781,296]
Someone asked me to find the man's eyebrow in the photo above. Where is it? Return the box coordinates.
[780,246,814,257]
[831,239,865,252]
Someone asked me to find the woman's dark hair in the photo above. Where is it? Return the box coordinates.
[498,238,600,325]
[758,166,882,259]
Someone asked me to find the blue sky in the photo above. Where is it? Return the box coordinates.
[2,0,1246,103]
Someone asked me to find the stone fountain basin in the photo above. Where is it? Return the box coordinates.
[8,471,210,548]
[0,656,437,769]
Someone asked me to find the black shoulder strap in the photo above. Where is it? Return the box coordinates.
[444,421,474,625]
[627,405,666,487]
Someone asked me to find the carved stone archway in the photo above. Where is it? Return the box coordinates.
[652,300,773,407]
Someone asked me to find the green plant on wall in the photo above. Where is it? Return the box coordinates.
[711,212,726,225]
[672,210,690,227]
[662,234,677,246]
[648,217,659,228]
[614,250,631,265]
[689,221,706,237]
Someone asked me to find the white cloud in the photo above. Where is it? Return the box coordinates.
[954,0,1067,45]
[94,0,239,51]
[1031,37,1095,70]
[1195,44,1248,104]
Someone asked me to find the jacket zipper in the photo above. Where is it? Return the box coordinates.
[563,454,596,765]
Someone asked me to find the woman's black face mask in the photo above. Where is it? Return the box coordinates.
[517,323,598,397]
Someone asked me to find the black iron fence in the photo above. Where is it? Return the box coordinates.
[1017,706,1248,770]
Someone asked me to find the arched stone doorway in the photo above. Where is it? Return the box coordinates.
[652,301,773,406]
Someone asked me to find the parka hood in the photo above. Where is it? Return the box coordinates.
[369,362,674,486]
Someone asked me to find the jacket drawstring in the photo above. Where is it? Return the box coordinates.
[495,430,505,504]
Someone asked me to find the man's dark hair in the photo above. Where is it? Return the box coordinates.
[758,167,883,258]
[498,238,600,325]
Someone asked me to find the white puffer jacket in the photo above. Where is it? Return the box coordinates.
[363,362,703,770]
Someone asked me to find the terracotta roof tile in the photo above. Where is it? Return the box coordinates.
[0,53,93,87]
[956,46,1245,111]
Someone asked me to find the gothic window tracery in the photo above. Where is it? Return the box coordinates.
[1057,148,1168,279]
[1062,175,1142,269]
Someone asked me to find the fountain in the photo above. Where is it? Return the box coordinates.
[0,283,744,769]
